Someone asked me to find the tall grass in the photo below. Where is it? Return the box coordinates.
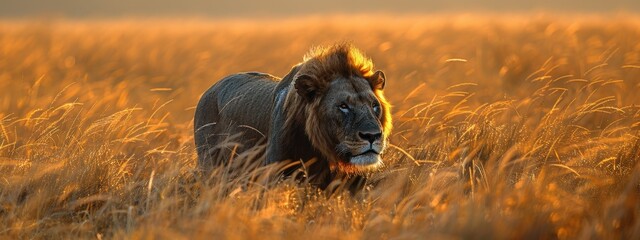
[1,15,639,239]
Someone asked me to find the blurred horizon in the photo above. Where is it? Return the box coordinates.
[2,0,640,19]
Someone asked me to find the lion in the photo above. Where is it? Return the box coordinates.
[193,44,392,189]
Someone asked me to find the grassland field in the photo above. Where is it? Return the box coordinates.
[0,14,639,239]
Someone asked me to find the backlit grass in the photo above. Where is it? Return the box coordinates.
[0,15,639,239]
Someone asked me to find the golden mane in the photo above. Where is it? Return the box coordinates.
[284,44,392,172]
[299,44,393,140]
[299,44,376,81]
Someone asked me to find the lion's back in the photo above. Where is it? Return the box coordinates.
[194,72,280,169]
[214,72,279,130]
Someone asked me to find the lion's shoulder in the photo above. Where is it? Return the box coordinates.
[242,72,280,81]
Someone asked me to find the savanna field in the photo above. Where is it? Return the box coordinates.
[1,15,639,239]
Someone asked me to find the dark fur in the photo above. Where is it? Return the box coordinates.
[194,44,392,190]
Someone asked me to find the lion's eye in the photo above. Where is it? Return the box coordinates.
[338,103,350,112]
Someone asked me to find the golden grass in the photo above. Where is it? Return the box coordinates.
[1,15,639,239]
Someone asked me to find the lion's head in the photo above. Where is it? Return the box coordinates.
[289,44,392,174]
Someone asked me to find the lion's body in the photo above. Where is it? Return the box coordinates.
[194,68,332,181]
[194,72,278,168]
[194,45,391,189]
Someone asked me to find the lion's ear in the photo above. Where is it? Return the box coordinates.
[369,70,386,90]
[294,74,323,101]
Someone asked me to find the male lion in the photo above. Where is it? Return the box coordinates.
[194,44,391,189]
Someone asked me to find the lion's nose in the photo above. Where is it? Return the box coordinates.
[358,131,381,144]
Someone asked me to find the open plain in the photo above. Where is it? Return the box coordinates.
[1,15,639,239]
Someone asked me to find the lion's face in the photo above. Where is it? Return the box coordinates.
[322,77,387,173]
[296,70,390,174]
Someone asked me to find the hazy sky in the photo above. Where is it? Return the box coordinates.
[2,0,639,18]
